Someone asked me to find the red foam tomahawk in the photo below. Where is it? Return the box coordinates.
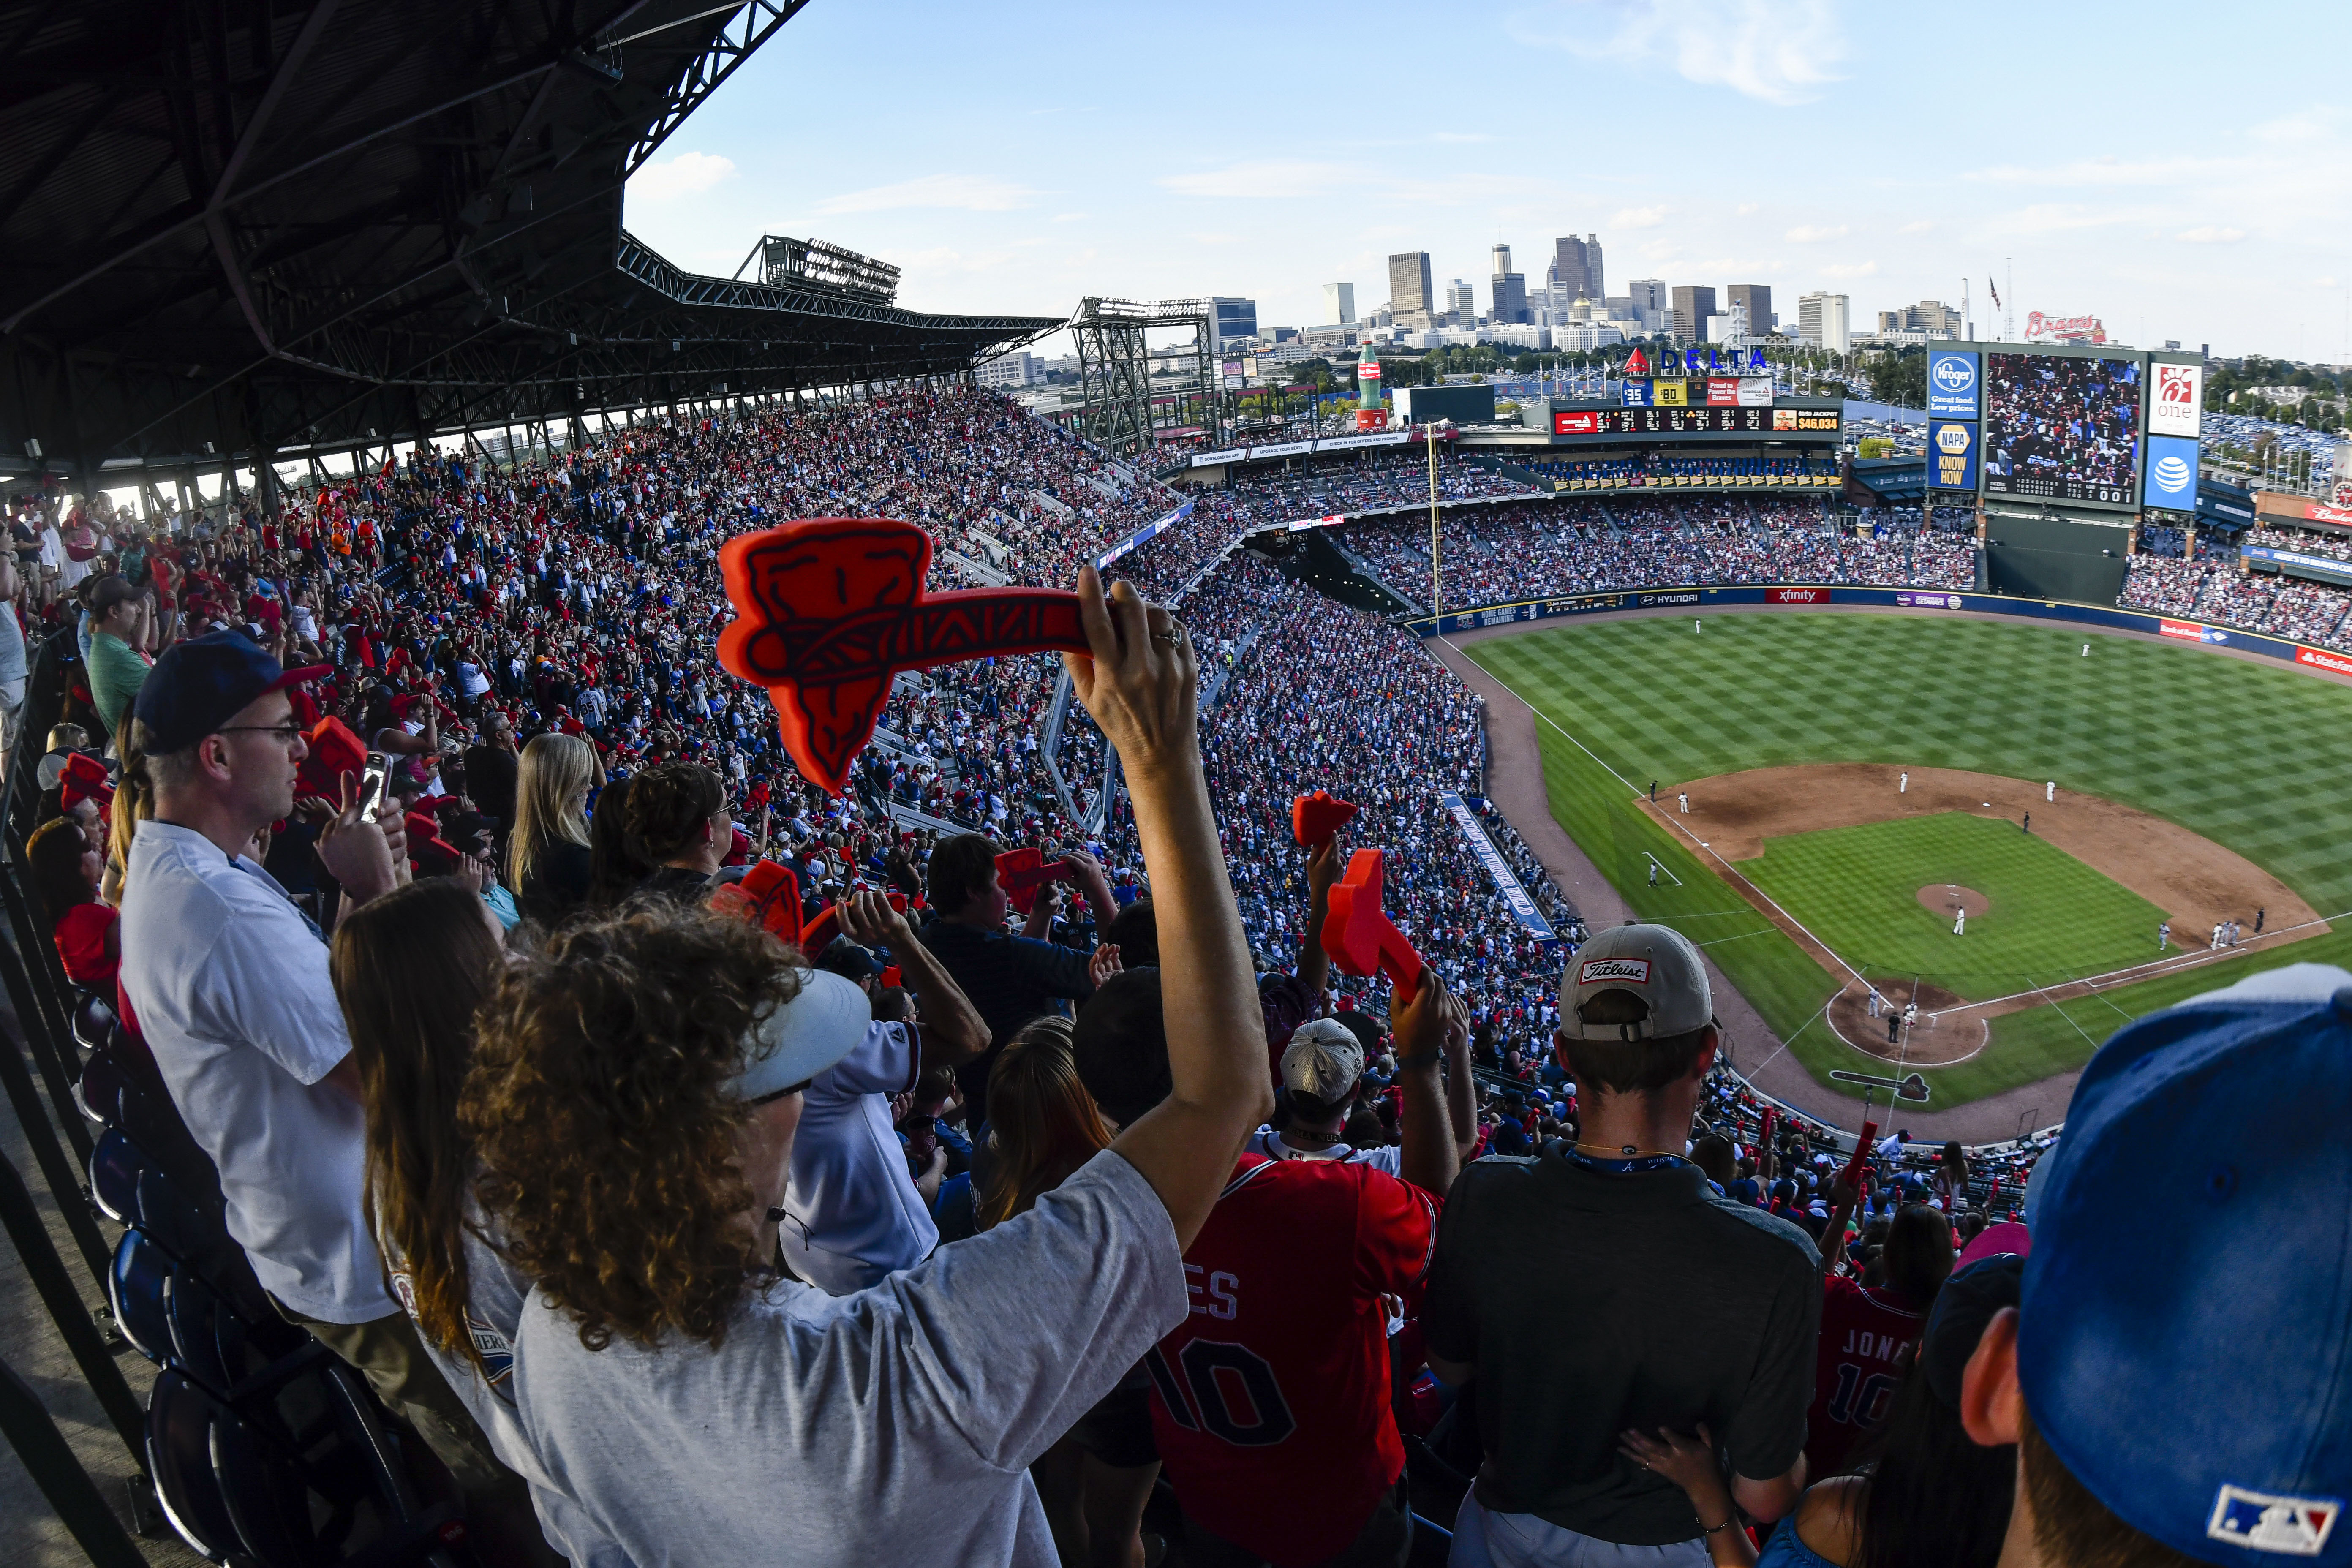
[995,847,1075,915]
[717,517,1092,792]
[1319,848,1424,994]
[1291,790,1359,849]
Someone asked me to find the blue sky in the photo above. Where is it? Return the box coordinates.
[622,0,2350,365]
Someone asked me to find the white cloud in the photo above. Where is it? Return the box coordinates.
[1823,260,1878,278]
[1160,161,1358,199]
[1984,203,2146,236]
[1900,219,1933,234]
[1736,202,1760,215]
[627,151,735,200]
[1785,223,1848,242]
[1506,0,1847,106]
[1052,212,1086,223]
[816,174,1038,214]
[2320,276,2341,287]
[1432,131,1495,144]
[2176,226,2246,243]
[1614,204,1670,229]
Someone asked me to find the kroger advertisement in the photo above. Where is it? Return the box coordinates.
[1927,351,1980,420]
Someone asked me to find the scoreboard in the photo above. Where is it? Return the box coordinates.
[1553,406,1840,436]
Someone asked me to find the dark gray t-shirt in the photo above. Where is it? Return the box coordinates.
[1421,1151,1820,1544]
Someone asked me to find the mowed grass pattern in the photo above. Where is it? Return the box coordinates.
[1742,814,2170,1000]
[1467,612,2352,1106]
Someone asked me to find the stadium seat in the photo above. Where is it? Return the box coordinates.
[1408,1512,1455,1568]
[166,1268,321,1401]
[87,1126,146,1223]
[209,1357,471,1568]
[71,1045,126,1127]
[129,1162,275,1330]
[71,989,116,1054]
[146,1369,248,1563]
[106,1229,177,1365]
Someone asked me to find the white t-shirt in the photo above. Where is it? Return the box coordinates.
[1244,1125,1404,1178]
[778,1020,933,1294]
[118,822,394,1322]
[511,1149,1184,1568]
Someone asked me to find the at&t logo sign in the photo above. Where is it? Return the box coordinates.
[2154,454,2192,491]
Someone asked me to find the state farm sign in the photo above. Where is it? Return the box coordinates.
[2297,647,2352,676]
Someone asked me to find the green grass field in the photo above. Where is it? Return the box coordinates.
[1466,612,2352,1108]
[1743,813,2170,1000]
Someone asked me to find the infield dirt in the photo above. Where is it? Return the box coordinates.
[1639,762,2326,1038]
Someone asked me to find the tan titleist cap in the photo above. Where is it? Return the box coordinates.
[1559,922,1715,1042]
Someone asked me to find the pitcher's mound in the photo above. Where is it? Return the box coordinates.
[1917,885,1991,919]
[1829,977,1981,1066]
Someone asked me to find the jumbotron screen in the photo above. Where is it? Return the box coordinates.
[1982,351,2143,507]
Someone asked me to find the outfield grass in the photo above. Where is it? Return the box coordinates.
[1743,814,2170,1001]
[1467,612,2352,1106]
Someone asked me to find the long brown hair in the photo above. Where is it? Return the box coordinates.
[977,1017,1111,1230]
[462,903,800,1351]
[509,732,593,893]
[329,878,505,1365]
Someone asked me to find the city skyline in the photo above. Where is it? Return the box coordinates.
[621,0,2350,365]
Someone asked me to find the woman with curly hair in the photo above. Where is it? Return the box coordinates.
[467,569,1274,1565]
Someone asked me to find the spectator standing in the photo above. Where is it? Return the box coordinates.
[86,574,152,744]
[1749,1253,2020,1568]
[509,732,597,925]
[776,889,988,1293]
[462,708,520,846]
[1422,923,1818,1566]
[1803,1203,1952,1478]
[1245,1014,1476,1176]
[922,832,1120,1124]
[115,634,516,1502]
[0,554,26,770]
[328,877,574,1565]
[27,816,119,986]
[1960,964,2351,1568]
[978,1017,1161,1568]
[622,761,732,901]
[1076,963,1467,1568]
[470,570,1275,1566]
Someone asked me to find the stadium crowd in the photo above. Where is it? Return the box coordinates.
[1520,453,1839,490]
[2117,524,2352,651]
[1325,499,1977,611]
[8,381,2333,1568]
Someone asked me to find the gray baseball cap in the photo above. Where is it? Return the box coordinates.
[1282,1018,1365,1100]
[1560,922,1715,1042]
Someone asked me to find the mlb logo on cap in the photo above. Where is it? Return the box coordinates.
[2209,1489,2339,1557]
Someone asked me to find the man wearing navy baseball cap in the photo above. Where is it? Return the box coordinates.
[118,631,538,1531]
[1958,962,2351,1568]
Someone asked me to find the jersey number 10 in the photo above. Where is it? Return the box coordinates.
[1145,1340,1298,1448]
[1825,1362,1900,1428]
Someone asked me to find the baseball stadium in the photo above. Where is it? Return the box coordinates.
[0,4,2342,1566]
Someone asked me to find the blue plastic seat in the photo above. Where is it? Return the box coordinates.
[166,1267,319,1401]
[88,1127,146,1224]
[71,989,117,1054]
[146,1369,247,1563]
[107,1229,177,1366]
[210,1357,468,1568]
[72,1046,127,1127]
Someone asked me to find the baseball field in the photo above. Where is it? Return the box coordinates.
[1465,612,2352,1110]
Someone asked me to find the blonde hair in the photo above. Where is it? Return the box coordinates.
[509,733,594,893]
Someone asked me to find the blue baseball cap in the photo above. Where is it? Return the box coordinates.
[132,630,329,754]
[2020,964,2351,1566]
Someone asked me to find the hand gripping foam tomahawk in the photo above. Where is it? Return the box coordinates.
[1291,790,1360,850]
[1320,848,1425,994]
[717,517,1092,793]
[994,848,1075,916]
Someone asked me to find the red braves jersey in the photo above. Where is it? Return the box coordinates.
[1146,1154,1440,1566]
[1805,1277,1928,1476]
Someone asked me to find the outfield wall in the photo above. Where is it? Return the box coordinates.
[1402,584,2352,681]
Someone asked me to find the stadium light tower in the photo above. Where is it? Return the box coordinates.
[1426,418,1454,615]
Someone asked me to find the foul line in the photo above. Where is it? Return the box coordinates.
[1467,651,1871,985]
[1928,909,2351,1020]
